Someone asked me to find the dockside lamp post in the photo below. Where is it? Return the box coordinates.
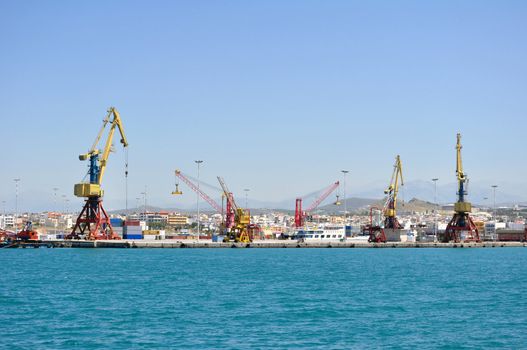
[432,178,439,237]
[53,188,59,234]
[492,185,498,221]
[14,178,20,234]
[141,187,147,223]
[195,160,203,241]
[341,170,349,223]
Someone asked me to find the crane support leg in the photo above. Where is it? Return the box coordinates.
[368,227,386,243]
[442,213,479,243]
[68,197,120,240]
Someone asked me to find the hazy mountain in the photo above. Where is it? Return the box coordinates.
[354,180,524,206]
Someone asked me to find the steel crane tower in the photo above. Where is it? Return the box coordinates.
[442,133,479,242]
[68,107,128,240]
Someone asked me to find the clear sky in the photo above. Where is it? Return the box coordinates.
[1,0,526,212]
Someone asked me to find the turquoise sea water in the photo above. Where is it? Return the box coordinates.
[1,248,526,349]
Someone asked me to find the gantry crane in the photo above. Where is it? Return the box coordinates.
[442,133,479,242]
[294,181,340,228]
[68,107,128,240]
[217,176,258,243]
[369,156,404,243]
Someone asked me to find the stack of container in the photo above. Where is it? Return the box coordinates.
[110,218,124,238]
[123,220,143,239]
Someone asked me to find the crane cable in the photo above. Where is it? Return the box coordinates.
[125,147,129,211]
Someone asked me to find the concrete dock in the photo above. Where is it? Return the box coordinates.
[7,240,526,249]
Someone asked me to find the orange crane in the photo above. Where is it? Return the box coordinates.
[294,181,340,228]
[17,221,39,241]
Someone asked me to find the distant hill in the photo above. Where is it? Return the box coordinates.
[107,196,524,216]
[397,198,437,213]
[318,197,378,214]
[318,197,438,214]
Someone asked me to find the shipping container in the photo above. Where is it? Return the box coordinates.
[124,234,143,240]
[110,218,124,227]
[212,235,225,242]
[497,230,526,242]
[124,220,141,226]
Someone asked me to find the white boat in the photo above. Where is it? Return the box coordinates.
[296,225,345,242]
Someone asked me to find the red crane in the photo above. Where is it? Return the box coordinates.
[294,181,340,227]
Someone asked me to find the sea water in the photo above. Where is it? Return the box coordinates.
[1,248,526,349]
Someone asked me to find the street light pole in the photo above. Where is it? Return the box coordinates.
[492,185,498,221]
[53,187,59,234]
[341,170,349,223]
[14,178,20,234]
[432,178,439,237]
[195,160,203,241]
[140,187,147,224]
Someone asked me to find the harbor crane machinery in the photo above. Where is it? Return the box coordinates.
[17,221,39,241]
[369,156,404,243]
[384,155,404,229]
[294,181,340,228]
[173,170,222,213]
[442,133,479,242]
[68,107,128,240]
[173,170,239,233]
[217,176,258,243]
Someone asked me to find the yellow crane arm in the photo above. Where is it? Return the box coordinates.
[89,110,112,153]
[97,107,128,185]
[393,155,403,207]
[456,133,465,181]
[384,155,403,217]
[74,107,128,198]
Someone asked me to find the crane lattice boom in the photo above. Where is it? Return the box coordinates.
[175,170,222,213]
[305,181,340,213]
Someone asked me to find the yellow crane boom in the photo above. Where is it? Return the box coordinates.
[384,155,404,228]
[74,107,128,198]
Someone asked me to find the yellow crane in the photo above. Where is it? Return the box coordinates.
[217,176,253,243]
[369,155,404,243]
[384,155,404,229]
[443,133,479,242]
[68,107,128,240]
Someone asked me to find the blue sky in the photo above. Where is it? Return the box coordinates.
[1,0,526,212]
